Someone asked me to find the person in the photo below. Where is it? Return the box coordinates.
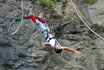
[15,14,80,54]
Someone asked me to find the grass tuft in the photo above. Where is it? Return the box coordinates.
[83,0,97,4]
[39,0,56,6]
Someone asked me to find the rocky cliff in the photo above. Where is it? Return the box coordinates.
[0,0,104,70]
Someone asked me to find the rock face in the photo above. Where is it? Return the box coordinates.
[88,0,104,25]
[0,0,104,70]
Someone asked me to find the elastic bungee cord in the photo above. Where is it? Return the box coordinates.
[70,0,104,41]
[8,0,24,35]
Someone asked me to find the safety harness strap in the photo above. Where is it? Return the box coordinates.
[45,34,55,42]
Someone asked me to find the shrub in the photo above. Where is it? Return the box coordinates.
[39,0,56,6]
[83,0,97,4]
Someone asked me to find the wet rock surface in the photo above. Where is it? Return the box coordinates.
[0,0,104,70]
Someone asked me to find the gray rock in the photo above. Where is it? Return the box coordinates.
[0,0,104,70]
[53,2,63,16]
[88,0,104,25]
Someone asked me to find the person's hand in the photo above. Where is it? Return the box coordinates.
[74,50,80,55]
[41,43,45,46]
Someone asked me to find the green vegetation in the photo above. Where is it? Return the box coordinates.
[83,0,97,4]
[39,0,56,6]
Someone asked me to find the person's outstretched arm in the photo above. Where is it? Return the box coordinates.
[63,47,80,55]
[42,42,51,46]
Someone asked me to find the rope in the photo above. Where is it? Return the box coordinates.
[8,0,24,35]
[70,0,104,41]
[8,20,15,33]
[28,7,33,15]
[38,12,43,18]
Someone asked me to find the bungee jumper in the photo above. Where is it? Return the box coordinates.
[14,14,80,54]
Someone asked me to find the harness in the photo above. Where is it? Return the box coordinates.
[54,40,58,48]
[45,34,58,47]
[45,34,55,42]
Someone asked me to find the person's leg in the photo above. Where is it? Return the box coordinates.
[35,19,47,38]
[43,23,51,33]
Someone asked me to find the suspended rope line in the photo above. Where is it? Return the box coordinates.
[8,0,24,35]
[70,0,104,41]
[38,12,43,18]
[8,20,15,33]
[28,7,33,15]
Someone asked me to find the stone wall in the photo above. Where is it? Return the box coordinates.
[0,0,104,70]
